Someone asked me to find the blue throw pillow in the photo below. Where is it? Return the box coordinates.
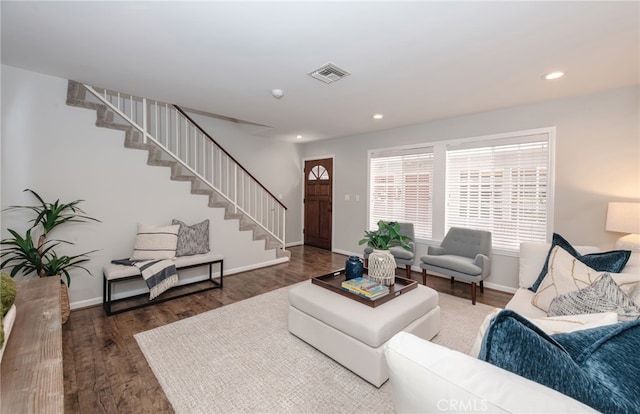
[478,310,640,413]
[552,321,640,410]
[529,233,631,292]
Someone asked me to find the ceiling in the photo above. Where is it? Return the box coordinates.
[2,1,639,143]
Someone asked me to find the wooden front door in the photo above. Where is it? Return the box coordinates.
[304,158,333,250]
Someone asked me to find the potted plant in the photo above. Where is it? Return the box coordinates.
[358,220,412,285]
[358,220,412,250]
[0,189,99,323]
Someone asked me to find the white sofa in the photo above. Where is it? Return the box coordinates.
[384,242,640,413]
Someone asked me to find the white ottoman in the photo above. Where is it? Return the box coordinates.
[288,281,440,387]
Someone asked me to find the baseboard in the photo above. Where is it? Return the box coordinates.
[285,241,303,247]
[414,266,518,294]
[223,257,289,276]
[331,248,361,258]
[70,257,291,310]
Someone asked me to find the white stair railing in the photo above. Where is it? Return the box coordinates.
[82,84,286,249]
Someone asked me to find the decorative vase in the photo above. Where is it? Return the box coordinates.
[59,280,70,324]
[345,256,364,280]
[367,249,396,286]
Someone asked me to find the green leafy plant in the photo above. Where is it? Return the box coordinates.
[358,220,412,250]
[1,228,55,277]
[40,250,96,287]
[3,188,99,250]
[0,189,100,286]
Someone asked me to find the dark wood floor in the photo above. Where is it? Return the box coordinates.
[63,245,512,413]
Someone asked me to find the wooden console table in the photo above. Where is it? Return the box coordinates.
[1,277,64,413]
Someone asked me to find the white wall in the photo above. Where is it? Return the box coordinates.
[1,65,287,308]
[301,86,640,291]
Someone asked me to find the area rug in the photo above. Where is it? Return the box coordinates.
[135,283,497,414]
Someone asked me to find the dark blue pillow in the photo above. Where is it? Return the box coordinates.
[529,233,631,292]
[479,310,640,413]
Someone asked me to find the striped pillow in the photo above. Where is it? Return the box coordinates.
[130,223,180,260]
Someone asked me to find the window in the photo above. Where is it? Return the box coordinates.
[308,165,329,180]
[446,134,550,250]
[366,128,554,253]
[368,147,434,239]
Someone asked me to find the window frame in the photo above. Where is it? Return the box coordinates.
[365,127,555,256]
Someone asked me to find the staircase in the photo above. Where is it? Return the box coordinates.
[66,80,289,259]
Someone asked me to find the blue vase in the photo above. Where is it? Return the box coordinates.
[345,256,364,280]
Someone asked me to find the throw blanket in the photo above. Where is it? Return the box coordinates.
[111,259,178,300]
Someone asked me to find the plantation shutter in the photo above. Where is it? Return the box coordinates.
[369,147,433,239]
[445,133,550,251]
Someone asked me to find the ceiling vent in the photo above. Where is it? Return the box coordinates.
[308,63,350,84]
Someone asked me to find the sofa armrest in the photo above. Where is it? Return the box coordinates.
[384,332,596,413]
[427,245,446,255]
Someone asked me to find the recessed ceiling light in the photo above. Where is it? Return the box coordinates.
[373,114,383,119]
[296,135,303,140]
[543,71,565,80]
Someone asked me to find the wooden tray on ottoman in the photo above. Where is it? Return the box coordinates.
[311,269,418,308]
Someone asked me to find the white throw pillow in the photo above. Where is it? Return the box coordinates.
[532,246,605,312]
[469,308,618,357]
[531,246,640,312]
[130,223,179,260]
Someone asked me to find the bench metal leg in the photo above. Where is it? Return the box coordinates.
[103,274,113,316]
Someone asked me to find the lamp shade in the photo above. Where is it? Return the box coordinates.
[606,202,640,234]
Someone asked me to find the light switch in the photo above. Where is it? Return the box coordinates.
[345,194,351,201]
[355,195,360,202]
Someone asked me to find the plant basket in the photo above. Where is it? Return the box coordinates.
[367,249,396,286]
[59,281,70,324]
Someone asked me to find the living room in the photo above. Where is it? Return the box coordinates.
[1,1,639,413]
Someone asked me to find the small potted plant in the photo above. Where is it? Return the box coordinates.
[358,220,412,250]
[358,220,412,285]
[0,189,99,323]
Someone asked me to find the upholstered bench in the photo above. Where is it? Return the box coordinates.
[102,252,223,315]
[288,281,440,387]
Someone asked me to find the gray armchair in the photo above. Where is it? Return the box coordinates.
[420,227,492,305]
[364,222,416,278]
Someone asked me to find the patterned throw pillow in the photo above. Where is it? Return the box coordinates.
[130,223,179,260]
[172,219,210,257]
[631,284,640,308]
[549,273,640,322]
[532,246,605,312]
[532,246,639,313]
[530,233,631,292]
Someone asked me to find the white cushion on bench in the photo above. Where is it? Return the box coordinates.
[103,252,224,281]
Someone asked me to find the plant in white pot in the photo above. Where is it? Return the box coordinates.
[358,220,412,286]
[0,189,99,324]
